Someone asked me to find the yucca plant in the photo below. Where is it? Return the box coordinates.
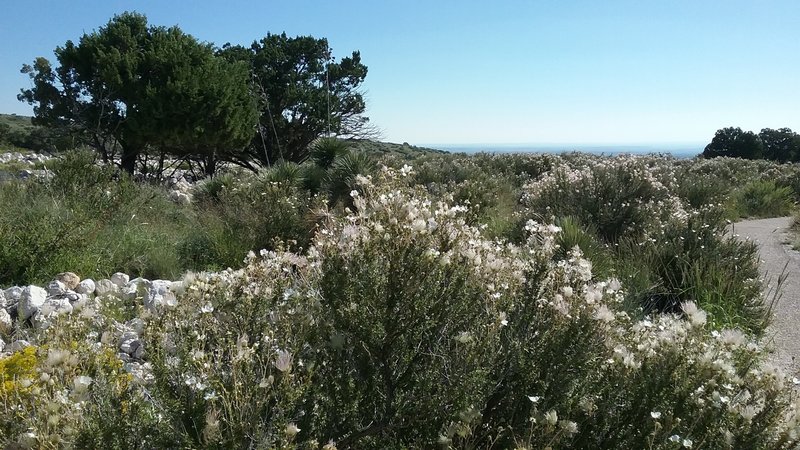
[264,160,303,187]
[309,137,351,170]
[324,151,376,207]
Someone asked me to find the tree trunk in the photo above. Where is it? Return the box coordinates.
[120,143,138,175]
[205,152,217,178]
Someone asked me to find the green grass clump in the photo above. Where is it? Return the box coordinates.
[0,150,191,285]
[618,208,765,334]
[731,180,795,218]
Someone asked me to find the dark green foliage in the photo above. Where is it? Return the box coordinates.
[264,160,304,187]
[619,208,766,334]
[553,216,614,279]
[309,137,351,170]
[0,114,75,153]
[192,172,239,204]
[759,128,800,163]
[324,151,375,207]
[219,34,369,165]
[18,12,257,174]
[733,180,795,218]
[702,126,800,162]
[346,140,446,159]
[703,127,763,159]
[0,150,189,285]
[182,180,317,269]
[675,173,729,209]
[527,164,668,243]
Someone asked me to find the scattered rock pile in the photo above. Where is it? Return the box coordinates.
[0,151,54,180]
[0,151,52,166]
[1,271,182,383]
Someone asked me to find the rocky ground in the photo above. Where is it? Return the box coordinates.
[0,271,185,383]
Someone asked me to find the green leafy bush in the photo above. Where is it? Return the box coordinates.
[523,159,671,243]
[732,180,795,218]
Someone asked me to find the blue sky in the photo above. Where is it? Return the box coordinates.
[1,1,798,146]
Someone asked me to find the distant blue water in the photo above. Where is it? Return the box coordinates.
[426,143,704,159]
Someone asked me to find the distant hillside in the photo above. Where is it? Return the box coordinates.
[346,139,446,158]
[0,113,35,133]
[0,115,445,159]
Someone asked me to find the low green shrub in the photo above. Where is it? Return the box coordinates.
[732,180,795,218]
[0,150,191,285]
[183,180,318,270]
[5,174,793,448]
[619,207,765,334]
[523,159,671,243]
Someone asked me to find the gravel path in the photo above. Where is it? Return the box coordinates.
[734,216,800,376]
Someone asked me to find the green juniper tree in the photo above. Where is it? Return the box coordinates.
[219,33,371,167]
[19,12,257,175]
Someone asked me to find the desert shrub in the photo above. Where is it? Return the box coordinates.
[323,150,376,207]
[523,159,671,243]
[619,207,765,334]
[264,160,304,188]
[470,152,555,181]
[675,173,729,209]
[192,172,239,204]
[310,137,351,170]
[0,150,191,285]
[553,216,614,279]
[1,166,798,449]
[732,180,795,218]
[183,179,317,270]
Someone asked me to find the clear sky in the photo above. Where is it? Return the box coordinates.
[1,1,798,146]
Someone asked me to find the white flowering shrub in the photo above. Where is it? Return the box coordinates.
[1,155,798,448]
[0,168,778,448]
[522,156,677,243]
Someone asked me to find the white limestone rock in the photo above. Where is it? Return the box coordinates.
[122,277,148,301]
[40,297,73,316]
[143,280,176,311]
[55,272,81,290]
[18,285,47,320]
[76,278,96,295]
[7,339,31,353]
[126,318,146,335]
[46,280,67,296]
[0,309,12,334]
[124,361,154,384]
[119,331,140,354]
[0,289,5,308]
[110,272,130,288]
[4,286,23,304]
[94,279,118,296]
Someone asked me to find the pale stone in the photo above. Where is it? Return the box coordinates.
[95,279,117,296]
[76,278,96,295]
[46,280,67,296]
[123,278,148,301]
[124,361,154,384]
[110,272,130,288]
[7,339,31,353]
[126,318,146,335]
[4,286,23,304]
[40,297,73,316]
[119,331,140,355]
[0,309,11,334]
[56,272,81,290]
[143,280,175,311]
[18,285,47,320]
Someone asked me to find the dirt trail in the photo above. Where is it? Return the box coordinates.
[734,217,800,376]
